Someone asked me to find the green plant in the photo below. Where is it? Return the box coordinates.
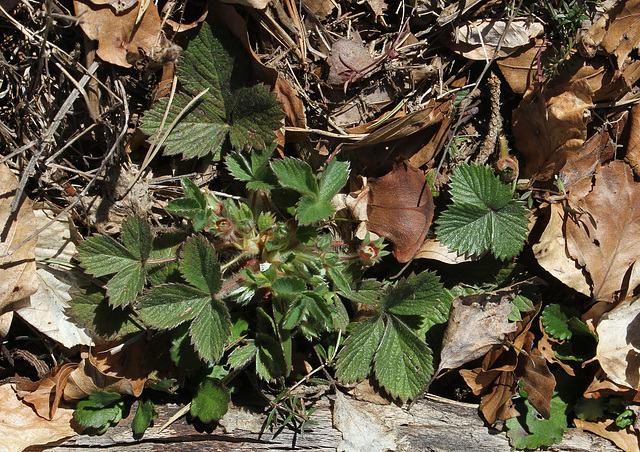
[436,163,529,260]
[74,391,126,435]
[140,21,283,160]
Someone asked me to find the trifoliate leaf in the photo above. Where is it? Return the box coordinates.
[77,235,136,277]
[226,144,277,191]
[121,217,151,262]
[335,316,384,384]
[140,22,282,159]
[271,158,318,195]
[105,262,145,308]
[318,159,350,202]
[506,393,568,449]
[181,178,207,209]
[189,298,231,364]
[180,235,221,294]
[436,163,529,260]
[282,293,333,331]
[374,316,433,401]
[271,276,306,294]
[379,272,444,316]
[190,378,230,423]
[132,399,158,435]
[137,284,209,329]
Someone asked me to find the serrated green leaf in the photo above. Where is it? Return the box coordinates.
[380,272,443,316]
[506,394,568,449]
[180,236,221,294]
[541,304,573,341]
[189,298,231,364]
[508,294,535,322]
[105,262,145,307]
[343,279,384,304]
[190,378,230,423]
[181,178,207,208]
[74,402,122,429]
[335,316,384,384]
[88,390,123,406]
[121,217,151,262]
[437,200,528,260]
[436,163,529,260]
[68,289,141,340]
[77,235,136,277]
[374,317,433,401]
[132,399,158,435]
[140,22,281,159]
[318,159,349,202]
[170,323,206,371]
[448,163,513,209]
[165,198,203,217]
[228,340,257,370]
[271,158,318,195]
[137,284,209,329]
[271,276,306,294]
[297,196,334,224]
[226,147,277,191]
[327,266,352,295]
[147,234,183,286]
[282,293,333,331]
[255,332,287,381]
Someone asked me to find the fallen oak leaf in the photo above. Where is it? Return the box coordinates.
[565,161,640,302]
[366,159,433,263]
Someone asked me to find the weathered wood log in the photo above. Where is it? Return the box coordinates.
[45,394,620,451]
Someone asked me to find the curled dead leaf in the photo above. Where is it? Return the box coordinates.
[15,363,78,421]
[512,81,593,178]
[366,160,433,263]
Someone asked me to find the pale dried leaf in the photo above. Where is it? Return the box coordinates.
[580,0,640,86]
[595,296,640,389]
[0,163,38,310]
[437,293,518,374]
[627,104,640,176]
[565,161,640,301]
[512,81,593,178]
[450,20,544,60]
[74,0,164,67]
[575,418,640,452]
[532,203,590,297]
[0,383,77,452]
[13,209,93,349]
[0,311,12,337]
[414,238,476,264]
[333,391,397,452]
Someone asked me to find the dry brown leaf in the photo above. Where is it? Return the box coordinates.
[580,0,640,87]
[64,339,149,399]
[437,292,518,374]
[517,348,555,419]
[15,363,77,420]
[366,160,433,263]
[565,161,640,302]
[449,20,544,61]
[532,203,591,297]
[595,296,640,389]
[327,37,375,87]
[74,0,165,67]
[584,367,638,400]
[0,163,38,311]
[413,238,476,264]
[0,383,78,451]
[301,0,335,20]
[626,103,640,176]
[512,81,593,178]
[575,418,640,452]
[88,0,136,12]
[275,76,306,128]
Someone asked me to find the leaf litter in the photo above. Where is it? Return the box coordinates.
[4,0,640,449]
